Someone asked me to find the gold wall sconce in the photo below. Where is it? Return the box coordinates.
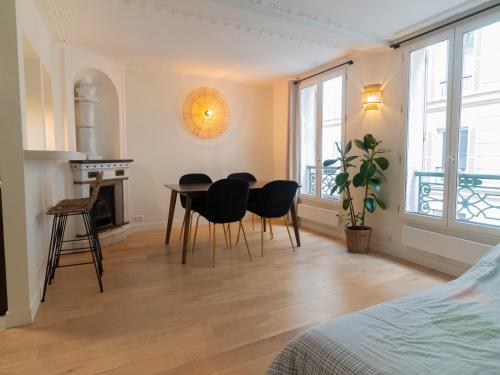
[183,87,230,138]
[362,84,383,111]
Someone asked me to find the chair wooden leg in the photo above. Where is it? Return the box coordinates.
[179,218,185,240]
[269,219,274,240]
[260,217,264,257]
[212,223,216,268]
[208,222,211,239]
[191,214,200,254]
[239,220,252,261]
[252,214,255,231]
[188,212,194,248]
[223,223,229,247]
[228,223,232,247]
[235,222,241,246]
[283,216,295,252]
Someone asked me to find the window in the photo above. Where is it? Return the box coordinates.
[299,72,345,201]
[403,14,500,231]
[405,39,449,218]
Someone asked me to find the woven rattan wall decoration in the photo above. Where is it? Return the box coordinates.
[182,87,230,138]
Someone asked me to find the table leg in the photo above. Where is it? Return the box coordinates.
[289,202,301,247]
[165,190,177,244]
[182,195,192,264]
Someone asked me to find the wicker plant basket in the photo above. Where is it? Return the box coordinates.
[345,226,372,253]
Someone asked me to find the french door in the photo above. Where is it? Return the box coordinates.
[298,71,346,202]
[403,12,500,233]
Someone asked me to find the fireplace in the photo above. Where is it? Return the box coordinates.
[70,159,133,237]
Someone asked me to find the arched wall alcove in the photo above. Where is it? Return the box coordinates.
[74,68,120,159]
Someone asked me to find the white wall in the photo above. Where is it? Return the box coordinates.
[16,0,65,152]
[274,49,500,276]
[125,69,274,229]
[3,0,74,326]
[0,0,32,328]
[23,160,75,310]
[0,0,126,327]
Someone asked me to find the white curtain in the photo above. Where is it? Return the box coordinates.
[287,80,299,181]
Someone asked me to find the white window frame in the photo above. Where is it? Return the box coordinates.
[297,68,347,207]
[400,10,500,237]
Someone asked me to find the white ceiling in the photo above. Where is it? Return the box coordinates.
[38,0,489,83]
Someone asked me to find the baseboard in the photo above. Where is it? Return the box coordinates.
[299,220,469,277]
[0,316,6,330]
[30,288,41,322]
[5,307,34,328]
[299,218,345,239]
[370,239,469,277]
[130,220,170,233]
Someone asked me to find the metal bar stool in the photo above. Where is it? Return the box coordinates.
[41,171,104,301]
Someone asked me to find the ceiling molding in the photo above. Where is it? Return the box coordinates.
[105,0,338,48]
[40,0,68,42]
[392,0,489,38]
[239,0,389,42]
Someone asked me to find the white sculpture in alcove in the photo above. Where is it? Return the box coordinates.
[75,76,101,159]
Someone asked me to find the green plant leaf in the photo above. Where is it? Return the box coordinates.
[364,197,376,213]
[363,134,377,150]
[335,172,348,186]
[374,157,389,170]
[337,185,345,194]
[354,139,366,151]
[344,140,352,154]
[342,198,350,210]
[368,177,381,192]
[372,194,386,209]
[361,163,376,179]
[345,155,358,163]
[330,184,338,195]
[353,173,364,187]
[335,142,342,154]
[323,159,338,167]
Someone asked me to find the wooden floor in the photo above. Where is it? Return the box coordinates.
[0,223,452,375]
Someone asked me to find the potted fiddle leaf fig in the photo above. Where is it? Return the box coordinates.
[323,134,389,253]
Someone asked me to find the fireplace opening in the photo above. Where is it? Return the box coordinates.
[93,199,114,231]
[91,184,119,232]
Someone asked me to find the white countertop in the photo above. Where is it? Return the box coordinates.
[24,150,86,161]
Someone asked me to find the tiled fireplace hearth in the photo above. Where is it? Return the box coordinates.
[70,159,133,245]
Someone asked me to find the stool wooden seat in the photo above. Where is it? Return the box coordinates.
[41,171,105,301]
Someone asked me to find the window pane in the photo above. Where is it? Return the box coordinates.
[321,76,343,200]
[456,20,500,228]
[405,40,449,217]
[299,85,317,196]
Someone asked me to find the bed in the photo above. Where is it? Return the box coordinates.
[266,244,500,375]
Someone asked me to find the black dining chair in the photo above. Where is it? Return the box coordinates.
[246,180,299,257]
[194,179,252,268]
[178,173,212,241]
[228,172,258,233]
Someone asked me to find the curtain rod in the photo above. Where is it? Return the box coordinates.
[293,60,353,85]
[390,2,500,49]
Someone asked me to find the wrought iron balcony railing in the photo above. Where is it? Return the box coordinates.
[305,165,339,199]
[416,171,500,226]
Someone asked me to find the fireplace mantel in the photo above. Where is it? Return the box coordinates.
[70,159,133,245]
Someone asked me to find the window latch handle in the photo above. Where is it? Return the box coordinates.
[448,155,456,164]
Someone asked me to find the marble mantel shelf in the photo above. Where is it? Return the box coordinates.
[24,150,86,161]
[70,159,134,164]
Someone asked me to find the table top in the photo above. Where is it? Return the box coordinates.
[164,180,272,193]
